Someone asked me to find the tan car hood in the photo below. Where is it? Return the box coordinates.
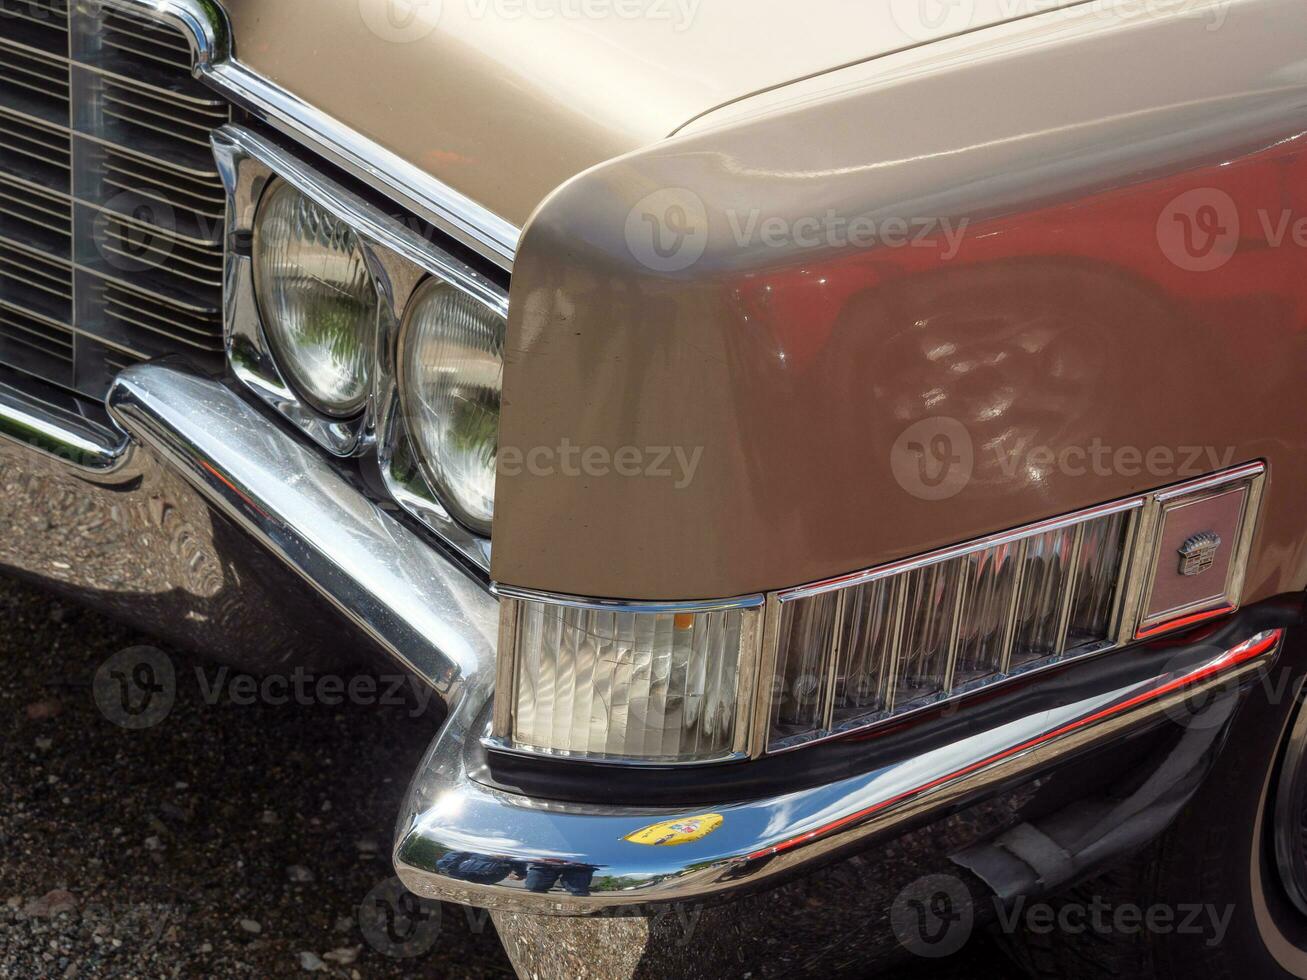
[223,0,1080,231]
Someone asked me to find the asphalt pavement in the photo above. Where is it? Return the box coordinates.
[0,572,1021,979]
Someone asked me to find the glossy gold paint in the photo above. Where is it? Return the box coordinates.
[491,0,1307,602]
[221,0,1083,228]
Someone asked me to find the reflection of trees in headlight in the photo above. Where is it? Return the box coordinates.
[399,278,506,534]
[253,179,378,416]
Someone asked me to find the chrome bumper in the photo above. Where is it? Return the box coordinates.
[0,363,498,698]
[395,628,1282,915]
[0,365,1286,920]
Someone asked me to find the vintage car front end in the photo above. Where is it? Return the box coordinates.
[5,0,1307,977]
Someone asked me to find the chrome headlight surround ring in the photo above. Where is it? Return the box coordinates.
[212,125,506,572]
[213,128,377,456]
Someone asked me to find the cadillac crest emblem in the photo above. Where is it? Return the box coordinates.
[1178,531,1221,576]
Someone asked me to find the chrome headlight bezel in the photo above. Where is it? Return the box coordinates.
[213,126,508,571]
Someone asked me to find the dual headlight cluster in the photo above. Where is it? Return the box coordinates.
[217,127,507,539]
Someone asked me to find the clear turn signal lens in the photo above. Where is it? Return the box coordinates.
[499,597,759,763]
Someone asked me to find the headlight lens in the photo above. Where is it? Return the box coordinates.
[399,278,505,534]
[253,179,378,416]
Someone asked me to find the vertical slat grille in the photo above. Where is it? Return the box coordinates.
[0,1,229,398]
[769,508,1134,749]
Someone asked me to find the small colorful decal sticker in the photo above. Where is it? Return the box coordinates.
[623,813,724,847]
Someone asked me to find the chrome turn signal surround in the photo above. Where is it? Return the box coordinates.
[490,462,1265,764]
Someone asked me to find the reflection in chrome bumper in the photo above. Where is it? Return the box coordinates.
[0,364,498,697]
[395,629,1282,915]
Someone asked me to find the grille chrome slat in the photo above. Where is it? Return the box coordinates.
[100,32,191,73]
[0,202,66,232]
[0,43,70,118]
[0,109,71,165]
[0,249,73,299]
[99,280,222,352]
[101,79,228,129]
[0,306,73,359]
[0,3,229,396]
[102,168,225,219]
[2,3,70,36]
[96,223,222,276]
[102,104,214,149]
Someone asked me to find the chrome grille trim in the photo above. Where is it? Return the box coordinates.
[75,0,520,269]
[0,0,229,398]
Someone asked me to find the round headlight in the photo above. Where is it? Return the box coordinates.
[252,179,378,417]
[398,279,505,534]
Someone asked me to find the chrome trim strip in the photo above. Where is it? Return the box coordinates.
[491,584,766,614]
[1154,460,1266,502]
[777,496,1147,603]
[106,361,500,700]
[480,735,751,769]
[205,63,518,270]
[120,0,519,270]
[0,378,128,472]
[396,628,1283,914]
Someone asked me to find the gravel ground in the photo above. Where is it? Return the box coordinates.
[0,573,1021,979]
